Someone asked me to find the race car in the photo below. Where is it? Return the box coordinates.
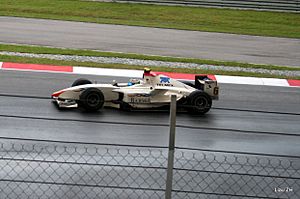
[52,68,219,114]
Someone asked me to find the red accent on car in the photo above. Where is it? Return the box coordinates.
[52,90,65,98]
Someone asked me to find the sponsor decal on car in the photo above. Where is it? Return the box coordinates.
[160,77,170,83]
[130,97,151,104]
[157,83,174,86]
[157,77,174,86]
[128,93,151,104]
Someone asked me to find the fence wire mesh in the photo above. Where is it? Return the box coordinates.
[0,139,168,199]
[0,138,299,199]
[173,148,300,199]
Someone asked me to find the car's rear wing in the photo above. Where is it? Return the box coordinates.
[195,75,219,100]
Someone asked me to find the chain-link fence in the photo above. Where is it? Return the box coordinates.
[173,148,299,199]
[0,138,299,199]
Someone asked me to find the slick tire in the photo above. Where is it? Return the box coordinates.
[72,78,92,87]
[79,88,104,111]
[187,91,212,114]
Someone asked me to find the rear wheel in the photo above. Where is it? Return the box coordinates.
[79,88,104,111]
[187,91,212,114]
[72,78,92,87]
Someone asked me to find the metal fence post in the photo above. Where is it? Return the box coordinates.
[165,95,177,199]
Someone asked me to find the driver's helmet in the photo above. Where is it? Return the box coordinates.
[128,78,140,86]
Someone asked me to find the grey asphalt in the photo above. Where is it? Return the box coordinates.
[0,16,300,67]
[0,70,299,156]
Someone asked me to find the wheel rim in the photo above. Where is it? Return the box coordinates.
[86,92,101,107]
[194,96,208,110]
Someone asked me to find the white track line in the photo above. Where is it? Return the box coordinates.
[215,75,289,87]
[260,78,289,87]
[73,66,143,78]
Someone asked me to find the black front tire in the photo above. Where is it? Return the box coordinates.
[187,91,212,114]
[79,88,104,111]
[72,78,92,87]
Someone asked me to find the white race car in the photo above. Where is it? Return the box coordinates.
[52,69,219,114]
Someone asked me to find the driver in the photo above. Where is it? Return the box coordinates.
[127,78,141,86]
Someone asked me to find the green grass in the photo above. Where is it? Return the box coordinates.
[1,0,300,38]
[1,43,299,71]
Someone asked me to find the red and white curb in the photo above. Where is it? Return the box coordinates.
[1,62,299,87]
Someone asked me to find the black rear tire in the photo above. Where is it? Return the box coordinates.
[72,78,92,87]
[187,91,212,114]
[79,88,104,111]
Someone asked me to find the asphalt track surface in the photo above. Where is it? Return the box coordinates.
[0,70,299,157]
[1,16,300,67]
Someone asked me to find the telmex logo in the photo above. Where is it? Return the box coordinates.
[160,77,170,83]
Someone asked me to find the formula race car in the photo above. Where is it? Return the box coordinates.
[52,69,219,114]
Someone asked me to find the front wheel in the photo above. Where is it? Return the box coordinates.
[187,91,212,114]
[79,88,104,111]
[72,78,92,87]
